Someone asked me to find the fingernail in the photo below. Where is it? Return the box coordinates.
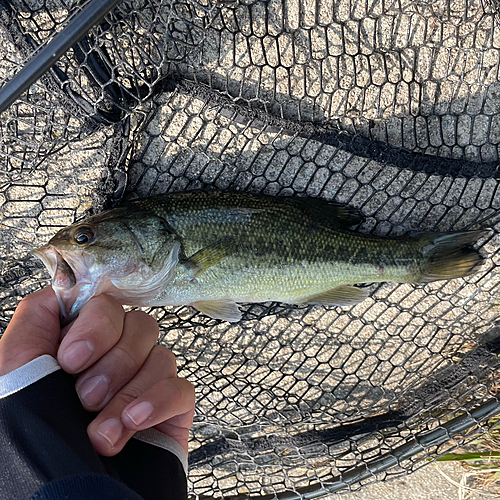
[96,418,123,449]
[123,401,154,426]
[77,375,110,407]
[61,340,94,371]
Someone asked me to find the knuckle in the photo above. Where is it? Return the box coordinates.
[180,378,195,401]
[89,312,119,339]
[116,387,144,406]
[16,293,55,329]
[18,294,36,310]
[151,345,177,369]
[164,376,178,391]
[92,293,120,311]
[127,311,159,339]
[171,380,184,403]
[186,379,195,394]
[156,378,184,406]
[88,296,123,324]
[111,343,141,373]
[84,304,123,339]
[163,378,192,403]
[149,344,177,378]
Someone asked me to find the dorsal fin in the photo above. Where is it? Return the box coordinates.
[284,197,363,228]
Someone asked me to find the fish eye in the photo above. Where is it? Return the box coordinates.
[73,225,95,246]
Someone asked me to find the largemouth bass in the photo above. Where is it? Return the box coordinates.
[32,191,489,323]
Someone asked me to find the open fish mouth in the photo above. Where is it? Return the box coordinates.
[32,245,76,290]
[32,245,94,323]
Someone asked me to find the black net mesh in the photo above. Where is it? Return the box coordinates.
[0,0,499,497]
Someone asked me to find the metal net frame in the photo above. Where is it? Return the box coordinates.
[0,0,499,497]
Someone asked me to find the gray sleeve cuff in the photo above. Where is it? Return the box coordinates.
[133,428,188,474]
[0,354,61,399]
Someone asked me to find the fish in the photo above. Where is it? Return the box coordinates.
[32,190,489,323]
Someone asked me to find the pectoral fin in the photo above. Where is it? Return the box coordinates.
[302,286,369,306]
[193,299,242,322]
[186,238,238,278]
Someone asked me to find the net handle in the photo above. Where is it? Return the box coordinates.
[0,0,122,113]
[194,398,500,500]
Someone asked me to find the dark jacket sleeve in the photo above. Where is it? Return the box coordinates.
[0,359,187,500]
[30,474,145,500]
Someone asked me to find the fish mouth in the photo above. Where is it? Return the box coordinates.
[32,245,77,289]
[32,245,93,324]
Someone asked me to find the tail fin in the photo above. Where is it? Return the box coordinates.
[416,229,490,283]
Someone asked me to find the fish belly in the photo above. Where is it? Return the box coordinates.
[151,251,412,307]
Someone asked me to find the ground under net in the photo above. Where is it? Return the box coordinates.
[0,0,499,497]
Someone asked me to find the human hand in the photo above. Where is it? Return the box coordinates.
[0,288,195,456]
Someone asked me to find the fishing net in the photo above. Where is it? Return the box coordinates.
[0,0,499,497]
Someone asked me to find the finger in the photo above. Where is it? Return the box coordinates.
[122,377,195,453]
[155,407,195,455]
[121,378,194,430]
[0,288,60,376]
[154,407,195,455]
[75,311,159,410]
[87,345,178,456]
[57,295,125,374]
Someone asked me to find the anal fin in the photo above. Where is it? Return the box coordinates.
[302,286,369,306]
[193,299,242,322]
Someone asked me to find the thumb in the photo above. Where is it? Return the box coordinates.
[0,287,61,376]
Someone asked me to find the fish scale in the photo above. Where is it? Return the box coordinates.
[131,192,484,307]
[33,191,489,322]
